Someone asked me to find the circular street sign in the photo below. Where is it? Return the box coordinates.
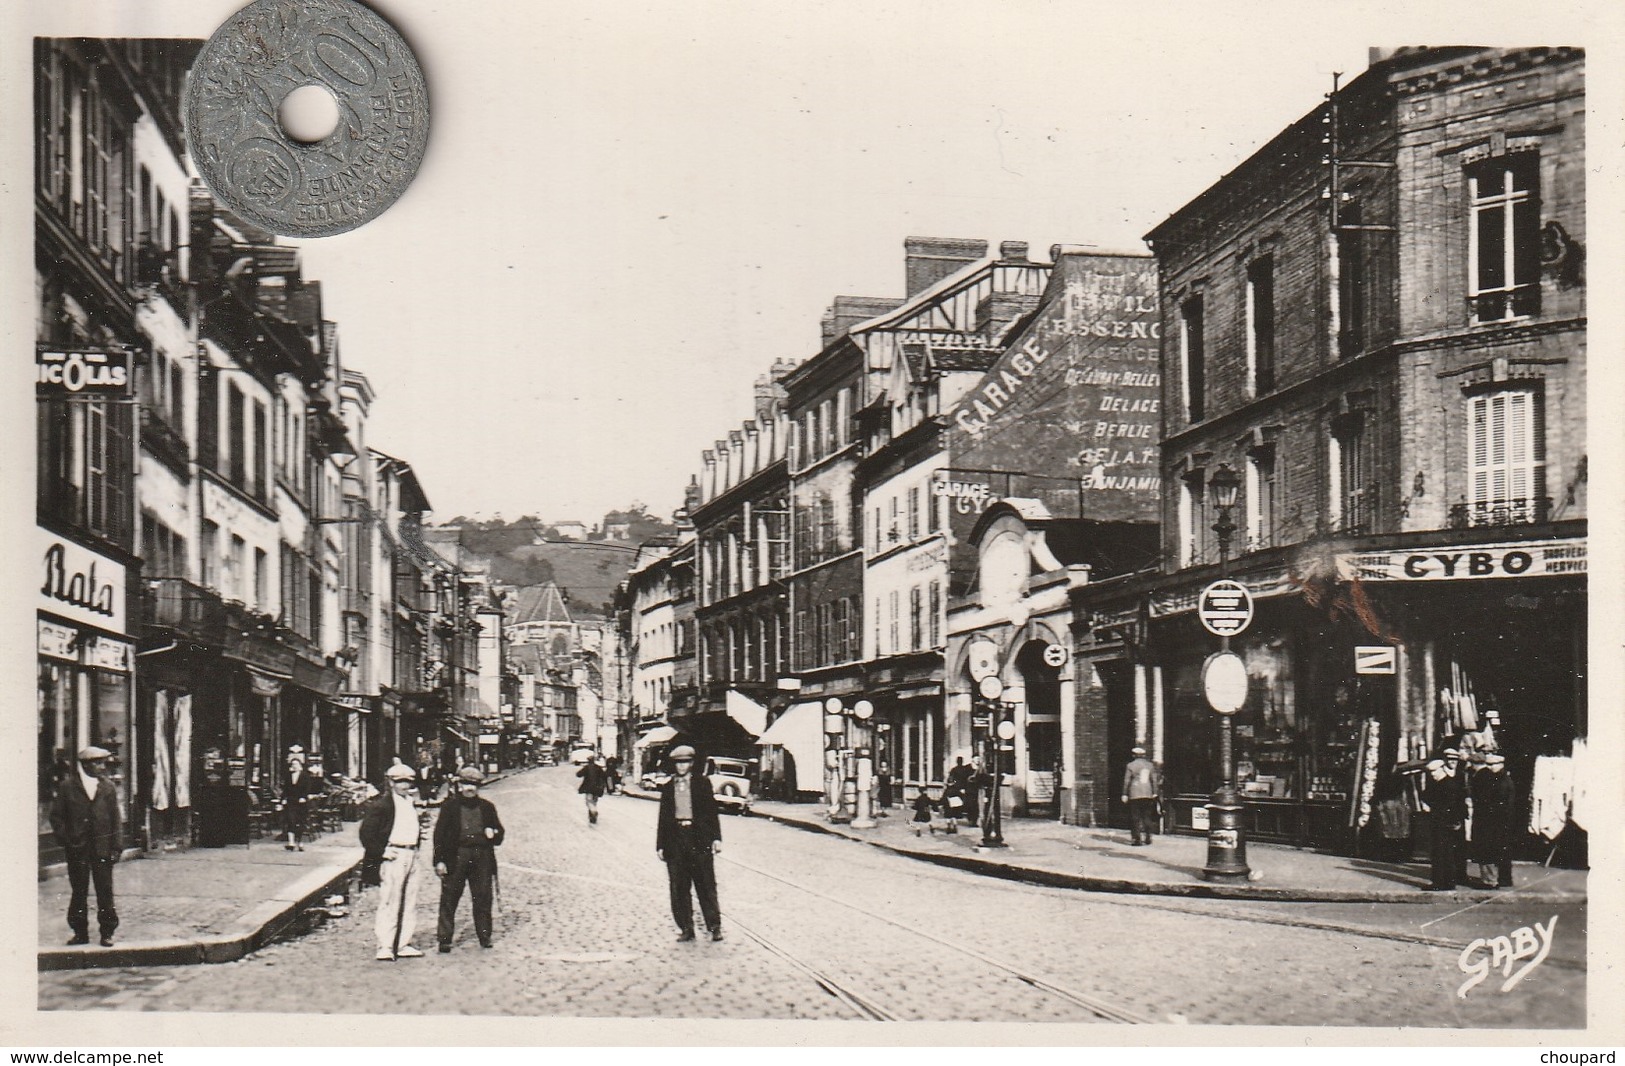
[1198,579,1254,637]
[852,699,874,720]
[1202,651,1249,715]
[978,675,1006,700]
[1042,643,1068,668]
[996,719,1018,741]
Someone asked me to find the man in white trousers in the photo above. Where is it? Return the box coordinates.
[359,762,429,960]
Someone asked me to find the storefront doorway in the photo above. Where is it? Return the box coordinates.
[1015,641,1061,816]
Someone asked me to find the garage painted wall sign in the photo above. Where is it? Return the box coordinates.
[948,252,1161,527]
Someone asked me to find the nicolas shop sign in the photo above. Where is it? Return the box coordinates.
[39,531,127,632]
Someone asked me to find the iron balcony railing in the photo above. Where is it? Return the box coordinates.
[1449,496,1552,529]
[143,577,226,642]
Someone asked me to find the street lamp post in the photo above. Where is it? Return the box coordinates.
[982,713,1014,848]
[1202,463,1252,883]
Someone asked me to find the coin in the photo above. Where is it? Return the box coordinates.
[184,0,429,237]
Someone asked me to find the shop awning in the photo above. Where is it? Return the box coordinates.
[634,725,678,749]
[756,702,824,784]
[725,690,769,735]
[443,725,472,743]
[669,711,758,757]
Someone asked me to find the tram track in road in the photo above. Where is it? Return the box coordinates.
[505,854,1149,1023]
[718,852,1156,1024]
[498,779,1154,1022]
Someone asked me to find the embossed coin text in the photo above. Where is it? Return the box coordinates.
[184,0,429,237]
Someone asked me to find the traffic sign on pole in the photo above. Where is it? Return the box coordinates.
[1199,579,1254,637]
[1202,651,1249,715]
[1355,646,1397,675]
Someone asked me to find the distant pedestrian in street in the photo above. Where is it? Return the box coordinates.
[944,757,970,831]
[1468,753,1516,889]
[578,754,608,824]
[1121,745,1161,846]
[434,766,505,952]
[49,746,121,946]
[360,763,430,960]
[1423,748,1468,891]
[605,755,623,794]
[656,745,723,942]
[910,788,937,836]
[282,748,317,851]
[965,757,988,828]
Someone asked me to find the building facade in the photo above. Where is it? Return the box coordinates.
[1113,46,1586,853]
[34,38,476,861]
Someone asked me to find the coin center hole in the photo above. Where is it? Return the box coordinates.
[278,85,340,143]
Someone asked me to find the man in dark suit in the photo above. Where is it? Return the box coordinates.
[433,765,505,952]
[49,746,122,946]
[656,745,723,942]
[1423,747,1469,891]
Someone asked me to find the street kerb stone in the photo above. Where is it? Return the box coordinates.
[632,790,1587,906]
[40,845,365,971]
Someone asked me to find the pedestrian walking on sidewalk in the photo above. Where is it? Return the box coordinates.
[605,755,623,794]
[1121,745,1161,846]
[49,746,121,946]
[434,766,505,951]
[1422,749,1468,891]
[578,755,608,824]
[656,745,723,942]
[1468,753,1516,889]
[282,748,317,851]
[910,788,937,836]
[360,763,430,960]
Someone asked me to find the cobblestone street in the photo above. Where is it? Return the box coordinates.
[39,768,1585,1027]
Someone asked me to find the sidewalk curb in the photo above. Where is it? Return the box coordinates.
[38,850,364,972]
[620,789,1581,906]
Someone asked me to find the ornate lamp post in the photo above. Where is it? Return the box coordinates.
[1201,463,1252,883]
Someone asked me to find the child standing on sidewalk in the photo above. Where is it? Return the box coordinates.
[910,788,937,836]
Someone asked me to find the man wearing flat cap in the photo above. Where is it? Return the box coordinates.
[1121,744,1161,847]
[49,746,122,946]
[433,765,505,952]
[1423,748,1468,891]
[656,745,723,942]
[360,762,430,960]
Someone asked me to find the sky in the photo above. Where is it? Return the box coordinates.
[295,5,1375,526]
[17,0,1606,526]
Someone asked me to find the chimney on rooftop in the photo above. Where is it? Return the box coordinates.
[753,372,786,419]
[820,295,903,348]
[904,237,989,296]
[999,241,1029,261]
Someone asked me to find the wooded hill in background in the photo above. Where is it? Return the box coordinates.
[431,506,676,619]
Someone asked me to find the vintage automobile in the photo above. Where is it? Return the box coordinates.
[707,756,755,813]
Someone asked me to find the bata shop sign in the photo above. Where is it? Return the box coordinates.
[39,532,127,632]
[1337,539,1587,582]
